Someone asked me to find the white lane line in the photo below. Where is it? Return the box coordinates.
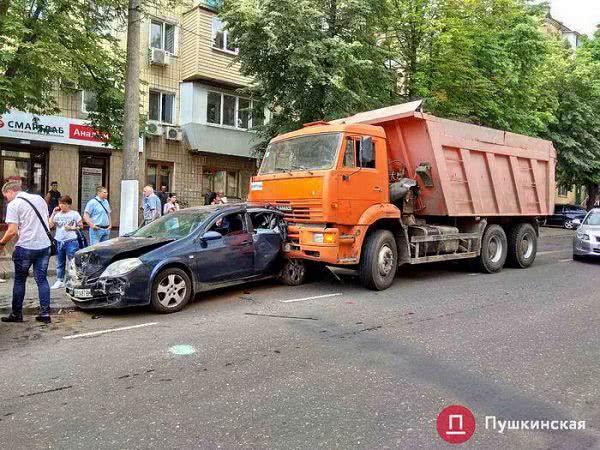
[63,322,158,340]
[280,293,343,303]
[537,250,567,255]
[559,258,573,263]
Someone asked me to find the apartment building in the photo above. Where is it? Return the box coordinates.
[0,1,262,226]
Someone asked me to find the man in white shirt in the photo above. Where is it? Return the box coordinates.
[0,181,52,323]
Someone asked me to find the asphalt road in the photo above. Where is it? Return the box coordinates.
[0,228,598,449]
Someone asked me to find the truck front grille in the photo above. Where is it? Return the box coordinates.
[272,200,324,222]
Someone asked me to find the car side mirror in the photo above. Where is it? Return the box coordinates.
[201,230,222,241]
[359,136,374,167]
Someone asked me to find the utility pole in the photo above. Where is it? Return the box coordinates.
[119,0,141,235]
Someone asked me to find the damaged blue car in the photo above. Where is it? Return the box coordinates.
[66,204,286,313]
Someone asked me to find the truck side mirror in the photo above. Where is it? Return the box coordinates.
[359,136,374,167]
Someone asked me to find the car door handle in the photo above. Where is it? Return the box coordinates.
[240,240,251,245]
[373,186,382,192]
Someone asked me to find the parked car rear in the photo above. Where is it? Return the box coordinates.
[545,204,587,229]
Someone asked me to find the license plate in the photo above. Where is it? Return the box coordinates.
[74,288,92,298]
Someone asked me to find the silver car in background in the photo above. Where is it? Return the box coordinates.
[573,208,600,260]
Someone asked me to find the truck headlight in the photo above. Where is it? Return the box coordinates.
[313,232,335,243]
[100,258,143,278]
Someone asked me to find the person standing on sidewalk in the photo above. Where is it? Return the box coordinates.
[45,181,61,216]
[142,185,162,226]
[163,193,180,214]
[84,186,111,245]
[49,195,83,290]
[0,181,52,324]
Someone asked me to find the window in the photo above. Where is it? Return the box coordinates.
[206,91,265,129]
[212,17,237,53]
[203,169,240,199]
[357,139,376,169]
[558,185,569,197]
[149,91,175,124]
[150,19,176,54]
[343,138,355,167]
[81,91,97,113]
[146,162,172,191]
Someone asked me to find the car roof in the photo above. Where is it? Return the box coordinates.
[178,203,283,215]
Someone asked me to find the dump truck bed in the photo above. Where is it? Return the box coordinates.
[333,101,556,217]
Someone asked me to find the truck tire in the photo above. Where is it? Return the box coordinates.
[359,230,398,291]
[506,223,537,268]
[472,225,507,273]
[279,258,307,286]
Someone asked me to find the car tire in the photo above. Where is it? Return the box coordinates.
[359,230,398,291]
[472,224,508,273]
[150,267,192,314]
[573,253,585,262]
[279,259,307,286]
[506,223,537,268]
[563,219,574,229]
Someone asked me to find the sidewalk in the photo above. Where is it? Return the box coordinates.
[0,279,75,315]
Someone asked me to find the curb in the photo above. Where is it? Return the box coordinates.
[0,304,77,316]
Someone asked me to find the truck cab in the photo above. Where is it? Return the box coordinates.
[248,123,398,266]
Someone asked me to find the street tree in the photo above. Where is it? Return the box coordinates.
[221,0,397,147]
[545,32,600,209]
[0,0,183,149]
[382,0,558,136]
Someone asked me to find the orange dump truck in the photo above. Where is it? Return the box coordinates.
[248,101,556,290]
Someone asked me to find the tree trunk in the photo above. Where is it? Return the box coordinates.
[586,183,599,210]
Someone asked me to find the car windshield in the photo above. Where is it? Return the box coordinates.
[131,211,212,239]
[259,132,342,175]
[583,212,600,226]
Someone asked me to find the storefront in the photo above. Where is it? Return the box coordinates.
[0,110,116,224]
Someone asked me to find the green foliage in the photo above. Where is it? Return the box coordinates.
[0,0,183,149]
[545,31,600,198]
[222,0,397,148]
[382,0,559,136]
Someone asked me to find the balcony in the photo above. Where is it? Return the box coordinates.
[181,5,252,87]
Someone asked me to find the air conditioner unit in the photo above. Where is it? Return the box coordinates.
[165,127,183,141]
[149,48,170,66]
[146,122,163,136]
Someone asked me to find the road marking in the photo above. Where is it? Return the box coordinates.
[559,258,573,263]
[280,293,343,303]
[537,250,567,255]
[63,322,158,340]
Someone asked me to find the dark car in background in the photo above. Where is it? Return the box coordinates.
[66,204,286,313]
[544,204,587,229]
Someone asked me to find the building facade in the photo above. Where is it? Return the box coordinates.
[0,1,262,227]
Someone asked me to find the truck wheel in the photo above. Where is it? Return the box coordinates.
[507,223,537,268]
[279,259,307,286]
[473,225,507,273]
[150,268,192,313]
[359,230,398,291]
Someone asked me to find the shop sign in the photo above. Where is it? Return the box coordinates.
[0,110,111,148]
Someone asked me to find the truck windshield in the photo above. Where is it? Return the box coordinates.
[259,133,342,174]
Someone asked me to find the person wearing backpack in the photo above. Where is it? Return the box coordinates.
[49,195,83,290]
[84,186,112,245]
[0,181,52,324]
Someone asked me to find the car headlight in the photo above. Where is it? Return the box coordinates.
[576,231,590,241]
[100,258,143,278]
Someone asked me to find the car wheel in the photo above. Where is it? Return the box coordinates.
[150,268,192,313]
[573,253,585,262]
[279,259,307,286]
[506,223,537,268]
[563,219,574,229]
[472,225,508,273]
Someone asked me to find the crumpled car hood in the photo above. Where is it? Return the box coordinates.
[74,237,174,277]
